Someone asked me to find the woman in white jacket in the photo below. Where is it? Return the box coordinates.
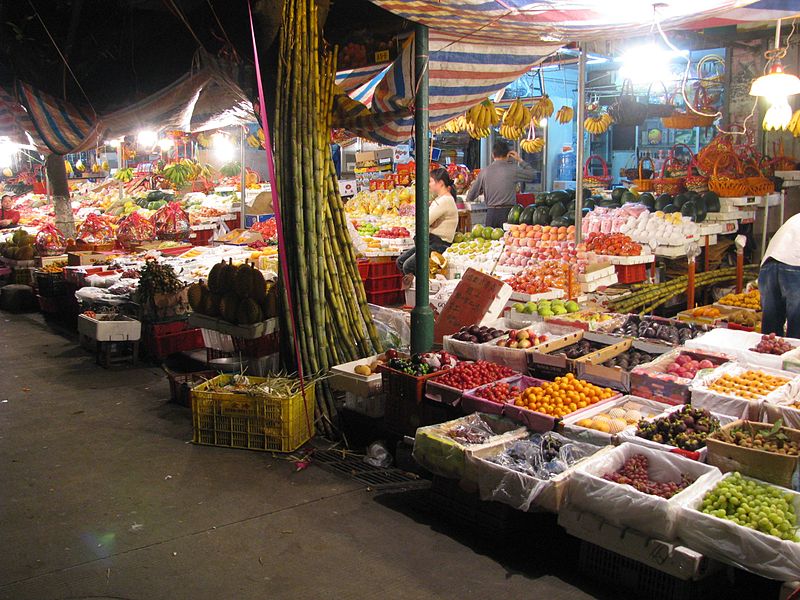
[396,168,458,279]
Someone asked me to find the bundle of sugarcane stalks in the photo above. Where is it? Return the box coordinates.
[607,265,760,315]
[273,0,382,436]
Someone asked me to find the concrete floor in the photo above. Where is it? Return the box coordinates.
[0,311,780,600]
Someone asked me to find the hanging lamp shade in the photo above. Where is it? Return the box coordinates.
[750,62,800,98]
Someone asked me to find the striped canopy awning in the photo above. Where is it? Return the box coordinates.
[368,1,800,44]
[334,32,560,144]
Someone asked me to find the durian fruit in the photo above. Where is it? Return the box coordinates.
[207,262,224,294]
[219,258,236,290]
[250,264,267,302]
[220,292,240,324]
[260,283,278,319]
[236,298,263,325]
[201,293,221,317]
[234,263,254,298]
[187,280,207,311]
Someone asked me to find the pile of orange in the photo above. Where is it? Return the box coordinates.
[708,370,789,400]
[513,373,616,418]
[718,290,760,311]
[691,306,721,319]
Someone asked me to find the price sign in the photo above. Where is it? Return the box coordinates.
[433,268,508,342]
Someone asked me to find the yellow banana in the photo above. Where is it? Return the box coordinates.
[556,105,574,124]
[257,128,265,142]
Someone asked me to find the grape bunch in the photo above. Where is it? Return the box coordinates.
[701,472,798,541]
[751,333,794,355]
[602,454,692,499]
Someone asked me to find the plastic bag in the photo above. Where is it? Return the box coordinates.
[467,432,603,512]
[675,472,800,581]
[566,443,721,539]
[77,213,115,244]
[35,224,66,256]
[85,272,122,289]
[153,201,191,241]
[364,442,392,468]
[117,212,156,249]
[369,304,410,351]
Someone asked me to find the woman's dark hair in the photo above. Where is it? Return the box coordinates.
[430,168,457,201]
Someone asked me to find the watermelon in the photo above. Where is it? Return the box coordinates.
[548,190,569,205]
[520,205,536,225]
[611,187,626,203]
[680,201,697,220]
[551,218,569,227]
[673,194,688,209]
[663,204,679,213]
[507,204,523,224]
[695,198,708,223]
[549,202,567,219]
[639,192,655,211]
[583,197,596,209]
[533,206,550,226]
[655,194,673,211]
[622,191,638,204]
[702,191,721,212]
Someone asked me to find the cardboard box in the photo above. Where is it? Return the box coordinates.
[706,420,800,490]
[528,331,627,381]
[36,254,68,268]
[575,338,670,392]
[355,148,393,167]
[67,251,113,266]
[629,349,731,405]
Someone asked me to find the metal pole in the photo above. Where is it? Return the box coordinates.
[240,126,247,229]
[575,47,587,244]
[411,22,433,353]
[540,118,548,192]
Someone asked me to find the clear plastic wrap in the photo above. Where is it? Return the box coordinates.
[77,213,115,244]
[676,472,800,580]
[368,304,410,350]
[117,212,156,249]
[467,432,606,513]
[412,413,527,481]
[566,443,722,540]
[34,224,66,256]
[153,202,191,241]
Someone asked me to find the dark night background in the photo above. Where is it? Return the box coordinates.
[0,0,406,112]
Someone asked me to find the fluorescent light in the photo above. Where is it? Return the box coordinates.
[105,139,122,148]
[0,141,19,169]
[137,130,157,147]
[539,118,548,127]
[763,97,793,131]
[212,133,235,163]
[157,138,174,151]
[750,63,800,99]
[618,44,686,84]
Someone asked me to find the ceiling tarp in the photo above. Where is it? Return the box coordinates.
[333,32,559,143]
[2,55,256,155]
[683,0,800,29]
[335,62,393,95]
[366,1,796,44]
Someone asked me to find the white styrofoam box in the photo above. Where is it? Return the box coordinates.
[655,245,688,258]
[329,356,383,397]
[675,472,800,581]
[765,192,782,207]
[700,235,718,246]
[561,395,671,447]
[505,309,543,329]
[586,253,654,266]
[729,195,762,207]
[580,273,618,293]
[697,222,725,236]
[343,392,385,418]
[577,265,615,283]
[687,328,800,371]
[405,278,460,310]
[566,443,722,540]
[77,314,141,342]
[467,435,612,513]
[507,288,564,303]
[689,362,798,420]
[480,281,514,326]
[617,405,738,462]
[705,210,755,222]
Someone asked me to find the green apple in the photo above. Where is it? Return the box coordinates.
[491,228,504,240]
[471,224,484,238]
[524,301,537,314]
[552,306,567,315]
[565,301,580,313]
[512,302,526,312]
[539,308,554,317]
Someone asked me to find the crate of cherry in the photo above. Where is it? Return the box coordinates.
[425,361,517,406]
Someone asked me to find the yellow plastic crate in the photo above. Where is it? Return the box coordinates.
[191,374,315,452]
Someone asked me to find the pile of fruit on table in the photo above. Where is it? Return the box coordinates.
[634,405,722,451]
[585,232,643,256]
[573,399,662,434]
[503,261,581,297]
[705,370,790,401]
[451,324,507,344]
[750,333,794,355]
[495,329,549,349]
[603,453,693,499]
[511,298,580,318]
[432,361,516,390]
[454,224,504,243]
[511,373,616,418]
[374,227,410,239]
[718,289,760,311]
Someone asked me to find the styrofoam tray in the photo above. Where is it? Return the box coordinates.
[587,253,655,265]
[329,356,383,396]
[508,288,564,303]
[580,273,618,293]
[560,395,670,447]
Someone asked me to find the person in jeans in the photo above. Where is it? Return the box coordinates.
[464,139,536,228]
[396,168,458,283]
[759,213,800,337]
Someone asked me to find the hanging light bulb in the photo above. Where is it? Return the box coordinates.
[751,19,800,131]
[763,97,793,131]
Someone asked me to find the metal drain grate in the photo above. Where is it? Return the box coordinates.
[313,449,430,491]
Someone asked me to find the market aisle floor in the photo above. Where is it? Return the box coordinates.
[0,312,610,600]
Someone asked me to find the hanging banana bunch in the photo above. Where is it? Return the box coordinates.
[555,105,574,124]
[531,94,555,120]
[100,160,109,171]
[196,132,211,148]
[466,122,491,139]
[466,99,501,130]
[782,109,800,136]
[499,98,530,140]
[246,134,262,148]
[257,128,265,143]
[64,160,74,175]
[584,112,613,135]
[114,167,133,182]
[520,122,545,153]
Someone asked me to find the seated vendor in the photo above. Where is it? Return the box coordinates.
[0,195,20,228]
[396,168,458,283]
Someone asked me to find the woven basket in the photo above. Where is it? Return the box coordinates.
[742,161,774,196]
[632,157,655,192]
[652,157,685,196]
[696,134,734,176]
[683,155,709,193]
[662,112,715,129]
[708,153,749,198]
[583,155,611,188]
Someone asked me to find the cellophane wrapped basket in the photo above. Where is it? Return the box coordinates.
[583,155,611,188]
[632,157,655,192]
[652,157,685,195]
[117,212,157,249]
[77,214,116,246]
[684,156,709,193]
[35,224,67,256]
[708,153,749,198]
[153,201,191,241]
